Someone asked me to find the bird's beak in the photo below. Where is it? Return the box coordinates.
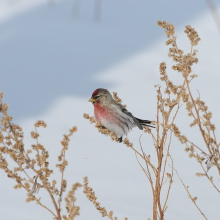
[88,98,96,103]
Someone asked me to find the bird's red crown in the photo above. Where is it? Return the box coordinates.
[92,89,99,97]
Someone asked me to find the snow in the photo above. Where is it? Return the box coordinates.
[0,0,220,219]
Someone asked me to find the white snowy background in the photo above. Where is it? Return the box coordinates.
[0,0,220,219]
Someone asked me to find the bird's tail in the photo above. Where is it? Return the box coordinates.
[135,117,155,128]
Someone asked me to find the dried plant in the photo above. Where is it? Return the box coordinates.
[83,21,219,220]
[158,21,220,193]
[1,20,219,220]
[0,91,81,220]
[83,176,128,220]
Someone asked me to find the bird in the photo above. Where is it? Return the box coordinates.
[89,88,154,142]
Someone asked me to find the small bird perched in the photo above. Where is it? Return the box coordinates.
[89,88,154,142]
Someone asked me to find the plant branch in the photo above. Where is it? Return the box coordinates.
[174,168,209,220]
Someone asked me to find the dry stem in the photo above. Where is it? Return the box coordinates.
[174,168,208,220]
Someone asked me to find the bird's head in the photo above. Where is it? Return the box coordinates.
[89,88,113,105]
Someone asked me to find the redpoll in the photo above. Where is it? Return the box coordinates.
[89,88,154,142]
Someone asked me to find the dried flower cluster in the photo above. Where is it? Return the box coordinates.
[157,20,220,218]
[63,183,82,220]
[158,20,220,179]
[113,92,127,108]
[83,177,128,220]
[83,176,110,218]
[123,137,133,148]
[0,90,80,220]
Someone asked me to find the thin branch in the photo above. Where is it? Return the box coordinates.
[200,162,220,193]
[30,167,61,219]
[162,153,174,212]
[185,140,207,155]
[44,184,62,220]
[174,168,209,220]
[14,175,57,218]
[161,132,172,186]
[135,152,154,193]
[58,151,65,210]
[130,146,157,175]
[37,200,57,218]
[35,127,42,169]
[139,136,155,191]
[185,78,212,154]
[168,104,181,130]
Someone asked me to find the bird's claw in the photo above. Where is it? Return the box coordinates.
[118,137,123,143]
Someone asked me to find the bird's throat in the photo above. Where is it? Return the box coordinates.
[94,104,109,122]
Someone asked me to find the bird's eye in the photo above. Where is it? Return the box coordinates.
[94,95,100,99]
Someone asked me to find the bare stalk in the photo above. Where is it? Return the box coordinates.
[174,168,209,220]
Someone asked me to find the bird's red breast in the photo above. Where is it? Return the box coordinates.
[94,103,109,122]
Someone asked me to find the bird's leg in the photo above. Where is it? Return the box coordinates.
[118,137,123,143]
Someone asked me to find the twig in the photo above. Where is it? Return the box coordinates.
[138,136,155,192]
[162,153,174,212]
[200,162,220,194]
[161,132,172,186]
[135,152,154,193]
[173,168,209,220]
[130,146,157,175]
[186,140,207,155]
[58,150,65,210]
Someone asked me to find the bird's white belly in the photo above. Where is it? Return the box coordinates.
[100,118,125,138]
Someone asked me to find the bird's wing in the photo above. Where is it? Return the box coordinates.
[121,107,143,130]
[111,100,154,130]
[111,99,143,130]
